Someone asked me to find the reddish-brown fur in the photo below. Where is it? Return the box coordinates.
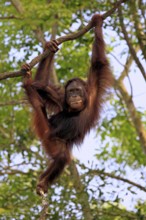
[23,14,113,195]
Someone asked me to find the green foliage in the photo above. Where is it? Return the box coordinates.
[96,99,146,166]
[0,0,146,219]
[57,35,92,82]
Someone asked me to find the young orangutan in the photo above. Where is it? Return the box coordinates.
[22,14,113,195]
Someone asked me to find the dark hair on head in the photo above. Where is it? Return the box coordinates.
[65,77,87,90]
[63,77,88,111]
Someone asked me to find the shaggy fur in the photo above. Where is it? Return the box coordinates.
[23,14,113,195]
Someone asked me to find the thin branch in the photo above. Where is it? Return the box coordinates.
[0,127,10,139]
[117,54,134,97]
[33,27,46,48]
[115,79,146,153]
[0,99,27,107]
[10,0,24,14]
[118,55,133,80]
[118,48,139,81]
[102,0,128,19]
[113,53,146,153]
[114,49,146,153]
[110,52,125,67]
[69,160,92,220]
[87,169,146,193]
[0,170,27,175]
[0,0,128,81]
[10,0,46,47]
[118,7,146,81]
[0,15,21,19]
[138,0,146,28]
[39,193,49,220]
[132,3,146,59]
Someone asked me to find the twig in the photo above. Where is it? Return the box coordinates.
[87,169,146,193]
[117,54,134,99]
[102,0,128,19]
[39,191,49,220]
[0,0,128,81]
[0,15,21,19]
[0,99,27,107]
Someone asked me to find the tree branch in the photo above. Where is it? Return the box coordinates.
[102,0,128,19]
[86,169,146,193]
[69,160,92,220]
[118,55,133,81]
[0,70,23,80]
[114,54,146,154]
[118,7,146,81]
[0,15,21,19]
[10,0,24,14]
[0,0,128,81]
[132,2,146,59]
[10,0,46,47]
[0,170,27,175]
[115,80,146,153]
[0,99,27,107]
